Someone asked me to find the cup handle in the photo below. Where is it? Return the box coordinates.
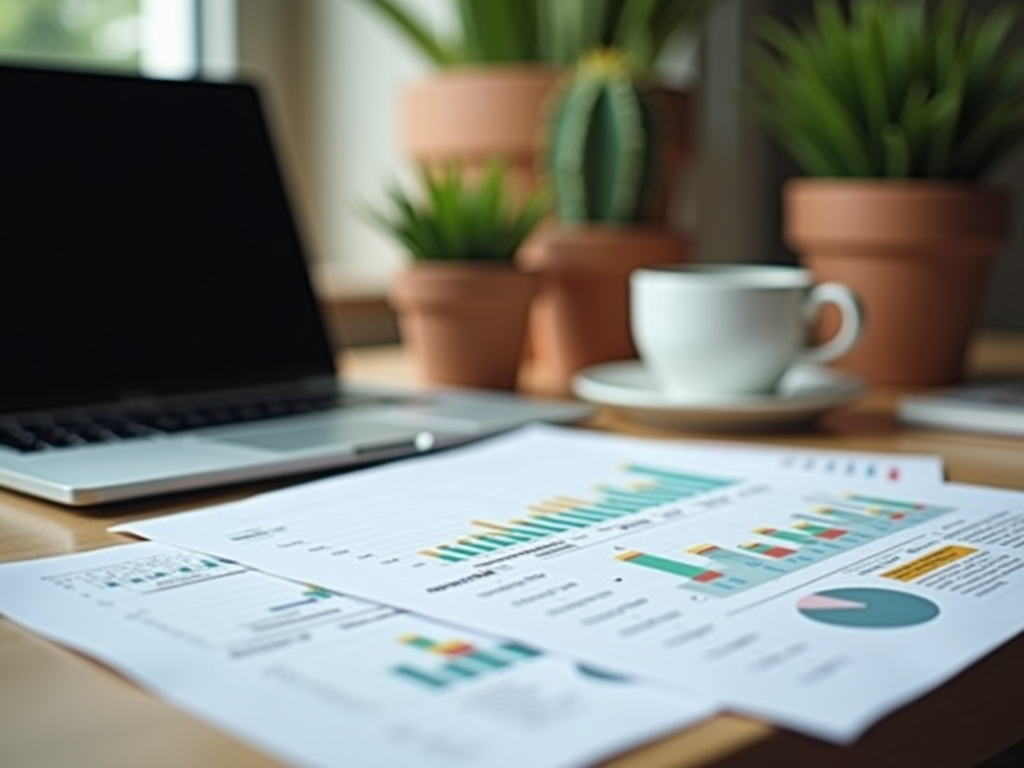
[798,282,864,365]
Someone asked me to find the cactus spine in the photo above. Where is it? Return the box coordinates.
[548,49,658,224]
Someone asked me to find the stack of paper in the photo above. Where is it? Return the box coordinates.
[4,425,1024,766]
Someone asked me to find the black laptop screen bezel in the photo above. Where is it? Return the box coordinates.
[0,64,338,416]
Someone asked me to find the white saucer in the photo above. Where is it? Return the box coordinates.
[572,361,867,432]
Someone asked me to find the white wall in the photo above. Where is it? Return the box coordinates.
[236,0,448,295]
[308,0,451,291]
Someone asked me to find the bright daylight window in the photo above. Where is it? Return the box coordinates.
[0,0,201,78]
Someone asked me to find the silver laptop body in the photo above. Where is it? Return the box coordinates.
[0,65,589,506]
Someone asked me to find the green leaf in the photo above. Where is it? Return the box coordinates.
[746,0,1024,178]
[352,0,457,66]
[365,161,549,262]
[882,124,911,178]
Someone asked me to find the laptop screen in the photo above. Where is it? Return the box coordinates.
[0,65,336,415]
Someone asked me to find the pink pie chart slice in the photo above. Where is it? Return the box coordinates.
[797,594,867,611]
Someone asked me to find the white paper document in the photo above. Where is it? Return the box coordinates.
[672,440,944,484]
[117,426,1023,743]
[0,541,714,768]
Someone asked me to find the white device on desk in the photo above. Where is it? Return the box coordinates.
[0,65,590,506]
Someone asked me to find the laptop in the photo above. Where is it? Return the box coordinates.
[0,64,590,507]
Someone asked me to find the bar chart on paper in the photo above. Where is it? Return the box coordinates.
[43,550,247,596]
[216,458,741,572]
[419,464,738,564]
[609,493,954,599]
[392,634,543,690]
[41,550,393,652]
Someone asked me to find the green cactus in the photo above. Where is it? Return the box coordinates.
[548,49,659,224]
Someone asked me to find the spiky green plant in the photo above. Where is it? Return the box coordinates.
[367,163,549,262]
[354,0,720,71]
[748,0,1024,179]
[547,49,658,223]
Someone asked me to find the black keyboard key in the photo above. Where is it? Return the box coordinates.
[0,425,46,453]
[2,390,355,452]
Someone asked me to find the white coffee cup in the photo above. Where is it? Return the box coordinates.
[630,264,863,397]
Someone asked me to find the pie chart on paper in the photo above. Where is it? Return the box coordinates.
[797,587,940,628]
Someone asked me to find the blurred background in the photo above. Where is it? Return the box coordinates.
[3,0,1021,346]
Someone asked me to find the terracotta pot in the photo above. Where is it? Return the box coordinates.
[403,70,695,221]
[518,225,691,391]
[402,66,560,201]
[389,263,538,390]
[785,180,1009,385]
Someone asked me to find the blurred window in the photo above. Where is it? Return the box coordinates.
[0,0,201,77]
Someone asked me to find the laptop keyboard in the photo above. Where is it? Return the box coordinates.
[0,393,355,453]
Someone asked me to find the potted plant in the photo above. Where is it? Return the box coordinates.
[748,0,1024,385]
[354,0,718,209]
[368,162,548,390]
[519,49,691,392]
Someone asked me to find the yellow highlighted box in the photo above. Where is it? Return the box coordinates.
[882,545,977,582]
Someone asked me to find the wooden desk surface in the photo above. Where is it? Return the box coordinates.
[2,332,1023,768]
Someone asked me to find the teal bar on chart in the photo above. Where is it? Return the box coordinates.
[844,494,921,511]
[438,544,481,558]
[623,464,736,490]
[511,518,572,534]
[393,665,449,689]
[531,513,589,529]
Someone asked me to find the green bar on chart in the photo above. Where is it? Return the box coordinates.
[556,509,615,523]
[498,641,542,660]
[530,512,589,528]
[420,549,463,563]
[454,539,497,553]
[467,650,511,669]
[844,494,922,511]
[511,518,572,534]
[592,499,648,514]
[472,521,540,540]
[551,498,626,518]
[616,550,724,582]
[623,464,735,489]
[600,488,660,506]
[438,544,481,558]
[443,660,481,679]
[534,504,611,523]
[753,526,809,544]
[628,484,689,501]
[474,534,520,547]
[393,665,449,689]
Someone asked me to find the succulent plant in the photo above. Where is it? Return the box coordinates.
[367,162,549,262]
[547,49,659,223]
[748,0,1024,179]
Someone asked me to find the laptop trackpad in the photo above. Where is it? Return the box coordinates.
[212,420,430,454]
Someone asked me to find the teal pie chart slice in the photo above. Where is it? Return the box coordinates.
[797,587,940,628]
